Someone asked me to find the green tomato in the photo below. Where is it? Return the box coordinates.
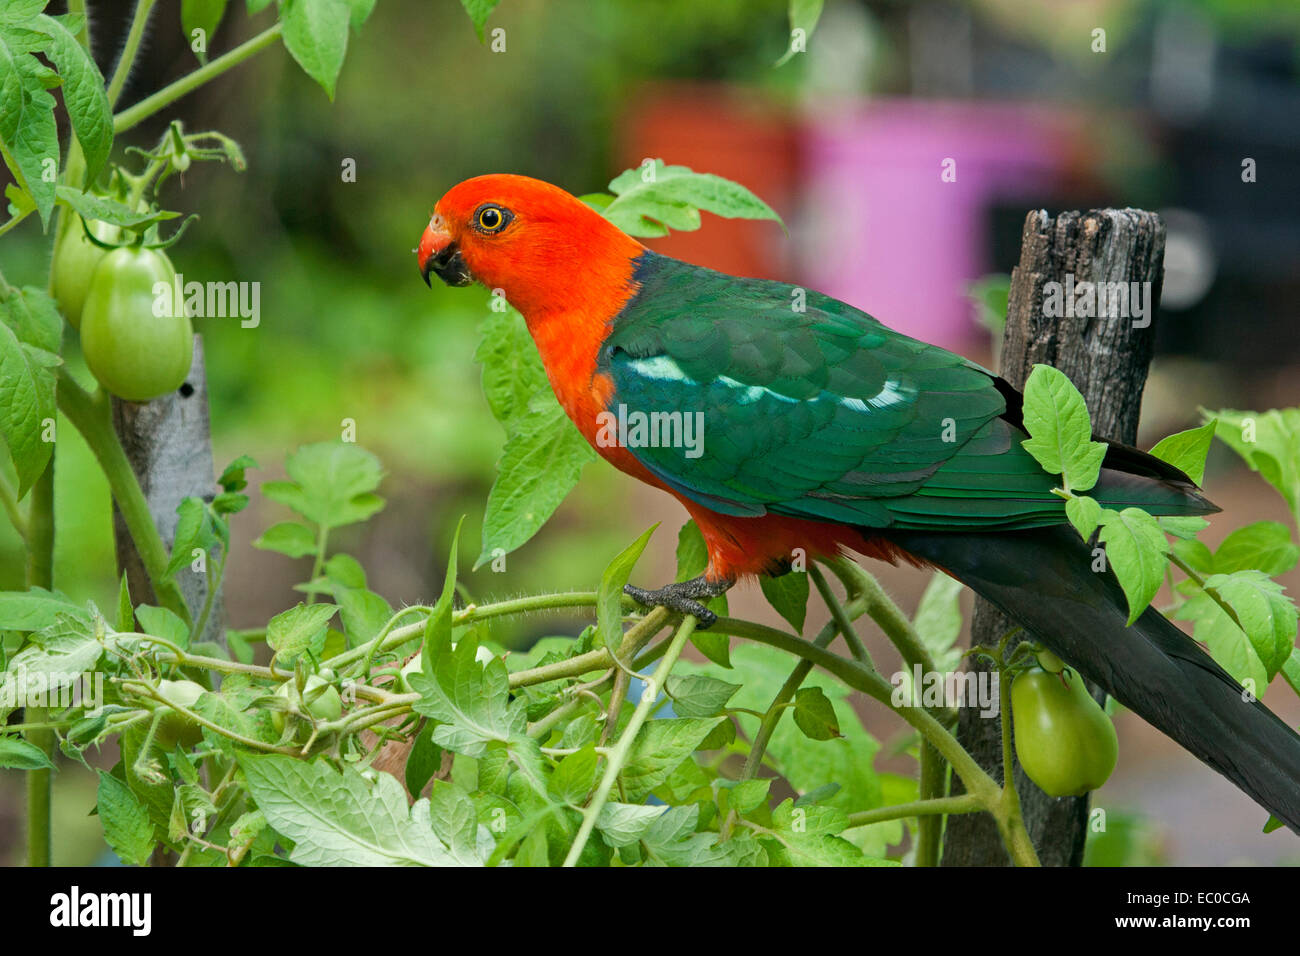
[271,675,343,738]
[80,246,194,401]
[155,679,205,748]
[52,218,121,328]
[1011,666,1118,797]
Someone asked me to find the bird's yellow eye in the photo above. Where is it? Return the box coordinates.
[474,204,511,234]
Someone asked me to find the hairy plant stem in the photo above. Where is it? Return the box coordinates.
[563,615,698,867]
[114,24,284,134]
[916,741,946,866]
[24,463,56,867]
[55,370,190,622]
[809,563,872,664]
[106,0,158,107]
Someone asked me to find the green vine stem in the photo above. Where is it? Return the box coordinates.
[915,741,946,866]
[847,793,980,828]
[809,563,872,664]
[114,24,285,134]
[24,460,56,866]
[562,614,698,867]
[55,370,190,623]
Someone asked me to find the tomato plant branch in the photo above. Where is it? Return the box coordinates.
[846,793,981,828]
[113,23,285,134]
[0,475,27,543]
[55,370,190,623]
[827,554,938,675]
[563,614,698,867]
[810,562,872,664]
[915,740,946,866]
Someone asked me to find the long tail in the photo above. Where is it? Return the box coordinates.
[883,524,1300,833]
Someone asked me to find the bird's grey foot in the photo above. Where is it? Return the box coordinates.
[624,575,734,628]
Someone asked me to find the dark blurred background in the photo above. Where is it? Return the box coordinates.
[1,0,1298,865]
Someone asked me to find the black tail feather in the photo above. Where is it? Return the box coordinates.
[884,525,1300,834]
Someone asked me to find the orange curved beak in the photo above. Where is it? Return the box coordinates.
[417,221,454,287]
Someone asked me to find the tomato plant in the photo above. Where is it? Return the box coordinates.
[51,218,120,328]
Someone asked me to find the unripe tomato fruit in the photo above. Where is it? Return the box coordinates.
[271,675,343,738]
[80,246,194,401]
[52,218,121,328]
[155,679,205,748]
[1011,666,1118,797]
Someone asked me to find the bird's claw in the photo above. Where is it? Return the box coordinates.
[623,575,734,629]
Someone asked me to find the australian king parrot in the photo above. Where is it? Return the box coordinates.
[418,174,1300,832]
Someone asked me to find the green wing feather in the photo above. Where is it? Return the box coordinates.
[598,253,1192,531]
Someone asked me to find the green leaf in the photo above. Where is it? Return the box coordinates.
[620,717,723,802]
[1,62,58,226]
[404,720,442,797]
[476,400,595,566]
[594,802,669,848]
[760,571,809,634]
[252,520,317,558]
[1213,521,1299,576]
[1149,420,1216,486]
[96,771,155,866]
[764,799,882,867]
[664,673,741,718]
[165,496,219,578]
[0,734,52,769]
[427,782,493,866]
[54,186,179,228]
[727,778,771,815]
[1206,407,1300,523]
[793,686,841,740]
[335,586,391,645]
[0,317,56,497]
[459,0,500,42]
[1019,365,1108,493]
[604,161,783,238]
[674,519,728,619]
[1196,571,1296,681]
[475,307,548,428]
[596,525,656,649]
[0,587,80,630]
[1066,494,1102,540]
[422,517,462,659]
[0,611,100,703]
[1097,507,1169,625]
[775,0,825,66]
[135,604,189,649]
[239,755,476,866]
[218,454,257,493]
[33,14,111,179]
[411,627,525,758]
[280,0,351,100]
[266,603,338,662]
[262,441,384,530]
[181,0,228,63]
[911,572,964,671]
[549,743,598,805]
[116,573,134,634]
[4,286,62,353]
[1159,515,1209,540]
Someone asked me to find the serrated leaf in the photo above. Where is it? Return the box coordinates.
[597,525,656,648]
[239,755,471,866]
[252,520,317,558]
[1206,407,1300,524]
[664,673,741,718]
[476,400,595,566]
[793,686,841,740]
[1066,494,1102,540]
[549,743,598,805]
[0,587,80,630]
[1149,420,1216,486]
[474,307,548,428]
[1203,571,1296,680]
[1097,507,1169,624]
[620,717,723,802]
[727,777,771,815]
[594,802,669,848]
[33,14,111,178]
[55,186,179,228]
[262,441,384,530]
[266,603,338,662]
[604,161,783,237]
[96,771,155,866]
[760,571,809,634]
[0,734,52,769]
[0,317,56,497]
[2,63,58,226]
[1213,521,1299,576]
[1020,364,1108,493]
[135,604,189,649]
[280,0,350,99]
[410,627,525,758]
[459,0,500,42]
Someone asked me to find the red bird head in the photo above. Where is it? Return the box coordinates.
[418,174,644,317]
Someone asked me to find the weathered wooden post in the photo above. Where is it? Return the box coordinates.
[940,208,1167,866]
[112,336,225,647]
